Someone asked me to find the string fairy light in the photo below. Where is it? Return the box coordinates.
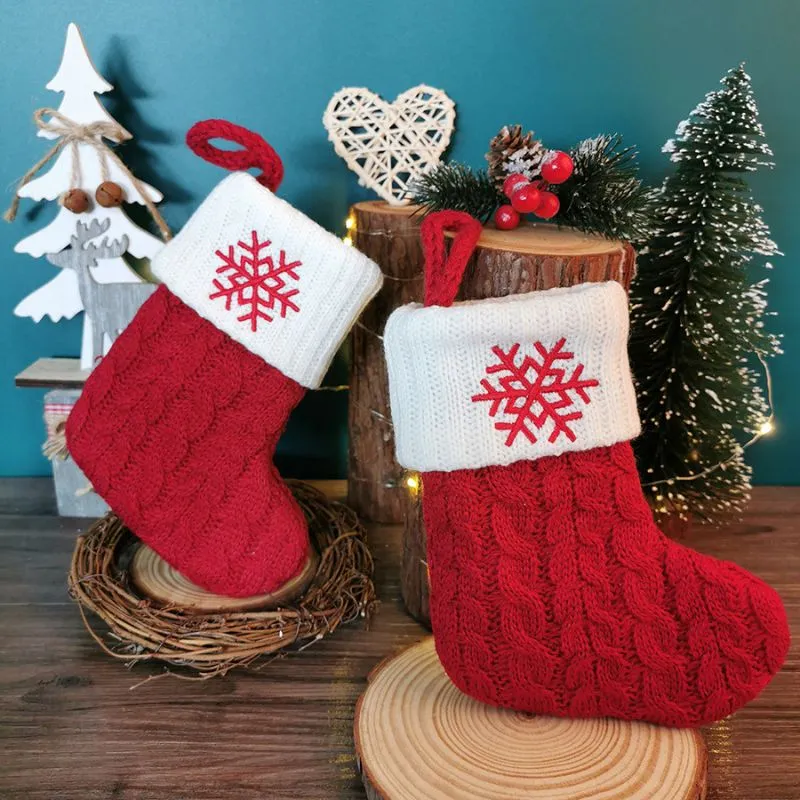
[341,210,423,286]
[404,472,420,493]
[642,353,776,498]
[342,212,356,246]
[340,208,424,497]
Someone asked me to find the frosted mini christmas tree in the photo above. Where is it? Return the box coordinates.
[630,65,780,525]
[10,23,167,369]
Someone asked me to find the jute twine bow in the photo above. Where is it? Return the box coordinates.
[42,411,96,496]
[42,421,69,461]
[5,107,171,241]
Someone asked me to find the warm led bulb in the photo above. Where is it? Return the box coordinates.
[345,215,356,230]
[343,234,353,247]
[405,473,420,491]
[759,419,774,435]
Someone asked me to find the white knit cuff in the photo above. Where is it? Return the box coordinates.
[385,281,640,472]
[152,172,382,389]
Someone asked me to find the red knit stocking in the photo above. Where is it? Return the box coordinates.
[423,447,789,727]
[384,211,789,726]
[67,121,383,597]
[68,286,308,596]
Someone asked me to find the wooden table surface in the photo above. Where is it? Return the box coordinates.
[0,480,797,800]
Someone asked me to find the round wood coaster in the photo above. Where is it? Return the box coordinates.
[355,638,708,800]
[130,545,319,613]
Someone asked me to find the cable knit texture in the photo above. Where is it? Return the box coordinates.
[423,446,789,727]
[384,210,790,727]
[68,286,309,597]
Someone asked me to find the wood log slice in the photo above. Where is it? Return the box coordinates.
[355,638,708,800]
[348,201,425,524]
[456,222,635,299]
[130,545,319,614]
[402,222,636,627]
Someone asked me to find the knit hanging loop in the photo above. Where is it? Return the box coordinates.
[4,107,171,241]
[421,210,483,308]
[186,120,284,193]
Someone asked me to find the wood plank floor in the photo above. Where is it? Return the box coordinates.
[0,480,797,799]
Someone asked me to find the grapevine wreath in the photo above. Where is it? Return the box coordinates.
[70,482,376,679]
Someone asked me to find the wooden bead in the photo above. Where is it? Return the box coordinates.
[61,189,90,214]
[95,181,125,208]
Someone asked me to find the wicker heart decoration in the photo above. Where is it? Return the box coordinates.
[323,85,456,206]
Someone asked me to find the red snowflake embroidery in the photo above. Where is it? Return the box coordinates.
[209,230,301,331]
[471,338,599,447]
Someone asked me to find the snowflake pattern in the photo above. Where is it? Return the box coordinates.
[471,338,599,447]
[209,230,301,331]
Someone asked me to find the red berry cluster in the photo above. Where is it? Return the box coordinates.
[494,150,574,231]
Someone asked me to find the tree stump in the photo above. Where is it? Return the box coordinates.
[402,223,636,627]
[355,638,707,800]
[130,545,319,614]
[348,201,425,523]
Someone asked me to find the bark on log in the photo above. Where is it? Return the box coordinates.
[348,201,425,523]
[355,638,708,800]
[402,223,636,627]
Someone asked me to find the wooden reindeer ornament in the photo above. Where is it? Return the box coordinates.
[47,219,156,365]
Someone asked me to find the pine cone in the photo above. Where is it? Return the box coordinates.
[486,125,545,188]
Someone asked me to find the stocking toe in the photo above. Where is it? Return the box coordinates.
[672,546,790,725]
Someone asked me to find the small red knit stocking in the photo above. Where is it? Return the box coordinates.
[384,211,789,727]
[67,121,382,597]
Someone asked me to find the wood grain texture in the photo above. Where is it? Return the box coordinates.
[130,544,319,613]
[15,357,87,389]
[401,225,636,628]
[0,478,797,800]
[348,201,424,524]
[458,222,636,300]
[355,638,707,800]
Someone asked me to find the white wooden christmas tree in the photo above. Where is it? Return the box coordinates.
[13,23,165,370]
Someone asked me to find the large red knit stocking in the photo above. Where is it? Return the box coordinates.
[383,211,789,727]
[68,122,382,597]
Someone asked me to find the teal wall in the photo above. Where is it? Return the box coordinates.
[1,0,798,482]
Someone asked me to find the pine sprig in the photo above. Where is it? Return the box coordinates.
[410,163,502,222]
[410,135,653,242]
[554,135,655,244]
